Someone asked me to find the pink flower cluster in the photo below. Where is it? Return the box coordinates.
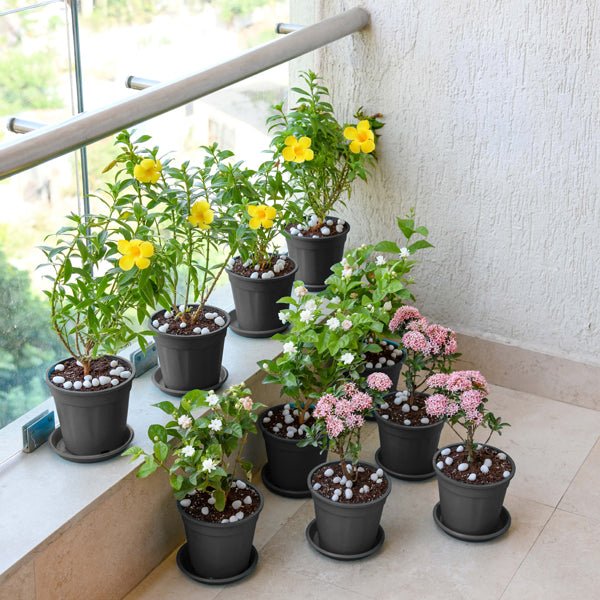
[389,306,423,332]
[366,372,393,392]
[425,370,488,394]
[313,387,374,439]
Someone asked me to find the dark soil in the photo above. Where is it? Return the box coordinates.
[154,305,228,336]
[436,446,513,485]
[285,218,348,239]
[49,356,131,391]
[228,255,295,278]
[364,340,400,369]
[183,483,261,522]
[311,463,389,504]
[377,391,440,426]
[261,404,316,440]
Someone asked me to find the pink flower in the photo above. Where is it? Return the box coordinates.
[445,372,475,392]
[466,409,484,425]
[314,393,336,418]
[367,372,393,392]
[425,393,448,417]
[407,317,428,332]
[240,397,253,411]
[350,391,373,411]
[345,413,365,429]
[460,390,484,412]
[341,319,352,331]
[326,415,345,438]
[444,334,458,355]
[445,402,459,416]
[343,382,359,396]
[426,373,450,388]
[402,331,430,355]
[389,306,422,332]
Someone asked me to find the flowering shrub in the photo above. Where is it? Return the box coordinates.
[388,305,459,403]
[425,371,509,462]
[301,375,393,480]
[267,70,383,226]
[124,383,264,510]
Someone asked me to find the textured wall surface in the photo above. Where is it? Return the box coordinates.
[292,0,600,365]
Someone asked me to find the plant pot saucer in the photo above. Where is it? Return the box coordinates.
[433,502,512,542]
[176,542,258,585]
[151,366,228,397]
[261,464,311,498]
[305,519,385,561]
[228,309,289,339]
[375,448,436,481]
[49,425,134,463]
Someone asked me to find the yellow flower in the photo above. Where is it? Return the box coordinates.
[248,204,277,229]
[282,136,314,163]
[117,239,154,271]
[133,158,162,184]
[188,200,214,229]
[343,120,375,154]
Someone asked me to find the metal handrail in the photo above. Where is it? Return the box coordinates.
[0,7,369,180]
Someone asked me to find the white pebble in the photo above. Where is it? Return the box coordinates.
[378,356,386,364]
[205,313,216,320]
[254,264,260,271]
[243,495,252,504]
[63,381,73,390]
[456,445,464,452]
[344,489,353,500]
[380,402,389,410]
[337,218,345,226]
[484,458,493,468]
[110,360,118,368]
[232,500,242,510]
[335,224,344,233]
[402,404,410,413]
[284,415,294,425]
[445,457,454,466]
[376,478,383,484]
[394,398,402,405]
[441,448,451,456]
[326,219,334,226]
[115,366,124,374]
[324,468,334,477]
[480,465,490,474]
[92,378,100,387]
[222,518,230,523]
[201,507,209,515]
[404,419,412,425]
[164,311,172,318]
[201,327,210,335]
[331,494,339,502]
[214,316,225,327]
[320,226,331,236]
[497,452,507,460]
[386,360,395,367]
[236,512,244,520]
[52,376,65,384]
[420,417,430,425]
[208,497,216,505]
[286,431,294,438]
[111,379,119,386]
[179,322,187,329]
[83,380,92,389]
[158,324,169,333]
[312,483,321,491]
[119,371,131,379]
[250,272,259,279]
[180,499,191,508]
[376,468,384,477]
[458,463,469,472]
[229,515,237,523]
[370,473,378,482]
[290,227,299,235]
[382,414,389,420]
[268,411,273,417]
[152,319,160,328]
[54,364,65,372]
[365,362,374,369]
[345,480,353,488]
[193,327,201,334]
[340,476,347,484]
[262,417,271,424]
[411,405,419,412]
[235,480,247,489]
[357,467,365,473]
[73,381,82,390]
[436,461,444,470]
[98,376,110,385]
[333,476,341,484]
[503,470,511,478]
[468,473,477,482]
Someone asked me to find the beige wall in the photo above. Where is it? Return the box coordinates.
[291,0,600,367]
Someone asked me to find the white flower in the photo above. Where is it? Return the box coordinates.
[340,352,354,365]
[383,301,392,311]
[341,319,352,331]
[207,392,219,407]
[327,317,340,331]
[341,257,349,267]
[278,311,288,324]
[295,285,308,297]
[262,362,269,370]
[375,255,386,266]
[181,445,195,458]
[342,267,353,278]
[330,296,341,305]
[178,415,193,430]
[283,341,297,355]
[202,457,217,473]
[208,418,222,432]
[305,299,317,311]
[399,247,410,258]
[367,304,374,312]
[300,309,314,323]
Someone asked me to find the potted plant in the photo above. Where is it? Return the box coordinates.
[374,305,458,480]
[425,370,513,540]
[226,161,298,337]
[124,383,265,583]
[259,282,378,497]
[300,377,393,559]
[268,70,383,290]
[41,190,154,461]
[108,132,247,395]
[323,213,433,393]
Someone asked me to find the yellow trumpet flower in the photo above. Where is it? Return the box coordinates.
[117,239,154,271]
[248,204,277,229]
[343,120,375,154]
[188,200,214,229]
[282,136,314,163]
[133,158,162,184]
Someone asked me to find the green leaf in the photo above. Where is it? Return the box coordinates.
[137,457,158,478]
[214,489,226,512]
[153,441,169,463]
[373,240,400,254]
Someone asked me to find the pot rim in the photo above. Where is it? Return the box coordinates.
[45,354,135,396]
[177,480,264,528]
[432,442,516,488]
[149,304,230,339]
[374,409,446,431]
[307,460,392,508]
[258,403,316,444]
[225,258,299,282]
[283,217,351,241]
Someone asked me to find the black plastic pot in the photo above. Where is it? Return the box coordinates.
[433,444,516,536]
[177,483,263,579]
[151,305,229,392]
[284,219,350,291]
[226,260,298,337]
[375,409,445,479]
[46,356,133,456]
[308,461,391,556]
[258,404,324,496]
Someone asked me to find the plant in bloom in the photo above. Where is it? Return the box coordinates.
[388,305,459,404]
[301,383,375,480]
[282,136,314,163]
[133,158,162,183]
[124,383,264,510]
[425,371,509,462]
[117,239,154,271]
[248,204,276,229]
[188,200,214,230]
[344,120,376,154]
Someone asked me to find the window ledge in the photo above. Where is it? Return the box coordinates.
[0,285,282,578]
